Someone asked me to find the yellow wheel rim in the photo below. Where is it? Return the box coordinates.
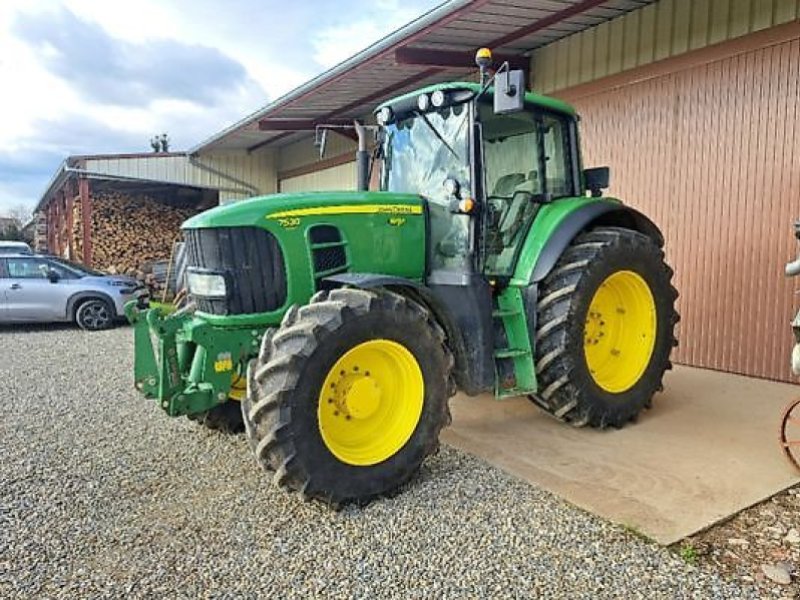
[318,339,424,466]
[583,270,657,393]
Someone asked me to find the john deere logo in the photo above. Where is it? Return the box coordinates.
[388,217,406,227]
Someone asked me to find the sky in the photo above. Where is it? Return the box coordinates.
[0,0,443,216]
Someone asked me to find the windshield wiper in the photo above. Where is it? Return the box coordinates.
[416,111,460,161]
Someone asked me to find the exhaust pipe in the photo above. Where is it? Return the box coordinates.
[354,121,369,191]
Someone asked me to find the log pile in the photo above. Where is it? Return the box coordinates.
[71,191,198,296]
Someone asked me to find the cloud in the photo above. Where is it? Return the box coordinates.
[311,0,440,69]
[13,7,262,108]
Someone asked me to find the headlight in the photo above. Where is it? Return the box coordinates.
[431,90,447,107]
[417,93,430,111]
[187,271,227,298]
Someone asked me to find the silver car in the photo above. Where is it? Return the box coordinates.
[0,253,147,330]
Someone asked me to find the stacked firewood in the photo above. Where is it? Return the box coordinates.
[70,191,197,295]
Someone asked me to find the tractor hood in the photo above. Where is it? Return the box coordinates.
[183,191,424,229]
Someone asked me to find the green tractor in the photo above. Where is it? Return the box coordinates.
[128,51,678,505]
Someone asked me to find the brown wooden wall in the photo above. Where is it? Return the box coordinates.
[557,32,800,382]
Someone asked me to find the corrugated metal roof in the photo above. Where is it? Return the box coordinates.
[192,0,656,154]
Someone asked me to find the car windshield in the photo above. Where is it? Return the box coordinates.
[381,103,472,270]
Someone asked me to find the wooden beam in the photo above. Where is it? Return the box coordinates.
[66,186,75,260]
[79,177,93,267]
[47,201,55,254]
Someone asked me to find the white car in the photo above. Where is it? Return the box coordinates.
[0,241,33,254]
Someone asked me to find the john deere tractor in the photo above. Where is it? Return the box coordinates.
[128,50,678,505]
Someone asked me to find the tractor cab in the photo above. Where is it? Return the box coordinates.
[375,80,582,278]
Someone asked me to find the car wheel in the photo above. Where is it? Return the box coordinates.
[75,299,114,331]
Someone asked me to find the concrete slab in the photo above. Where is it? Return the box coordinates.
[441,365,800,545]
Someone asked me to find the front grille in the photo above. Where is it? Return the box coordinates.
[308,225,348,288]
[184,226,287,315]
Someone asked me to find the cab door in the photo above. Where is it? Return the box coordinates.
[479,105,576,277]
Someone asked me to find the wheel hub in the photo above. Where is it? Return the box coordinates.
[344,376,381,419]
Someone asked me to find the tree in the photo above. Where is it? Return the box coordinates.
[7,203,32,225]
[0,204,33,241]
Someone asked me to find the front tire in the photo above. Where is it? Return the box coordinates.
[531,227,678,428]
[75,298,115,331]
[243,288,454,505]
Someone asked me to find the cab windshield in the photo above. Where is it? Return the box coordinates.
[381,103,472,270]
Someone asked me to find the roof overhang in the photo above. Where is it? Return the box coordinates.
[192,0,655,154]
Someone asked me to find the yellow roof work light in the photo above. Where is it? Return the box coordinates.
[475,47,493,86]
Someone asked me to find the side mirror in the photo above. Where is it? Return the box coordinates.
[494,69,525,115]
[47,269,60,283]
[584,167,610,197]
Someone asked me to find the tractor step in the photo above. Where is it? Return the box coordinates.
[492,286,537,398]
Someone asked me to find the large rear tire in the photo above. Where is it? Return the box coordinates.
[531,227,678,428]
[243,288,454,506]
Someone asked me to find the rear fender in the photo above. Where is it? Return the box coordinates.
[511,197,664,286]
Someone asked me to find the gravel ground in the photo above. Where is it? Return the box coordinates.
[1,326,756,599]
[687,486,800,598]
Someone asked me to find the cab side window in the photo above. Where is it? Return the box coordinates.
[541,115,573,198]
